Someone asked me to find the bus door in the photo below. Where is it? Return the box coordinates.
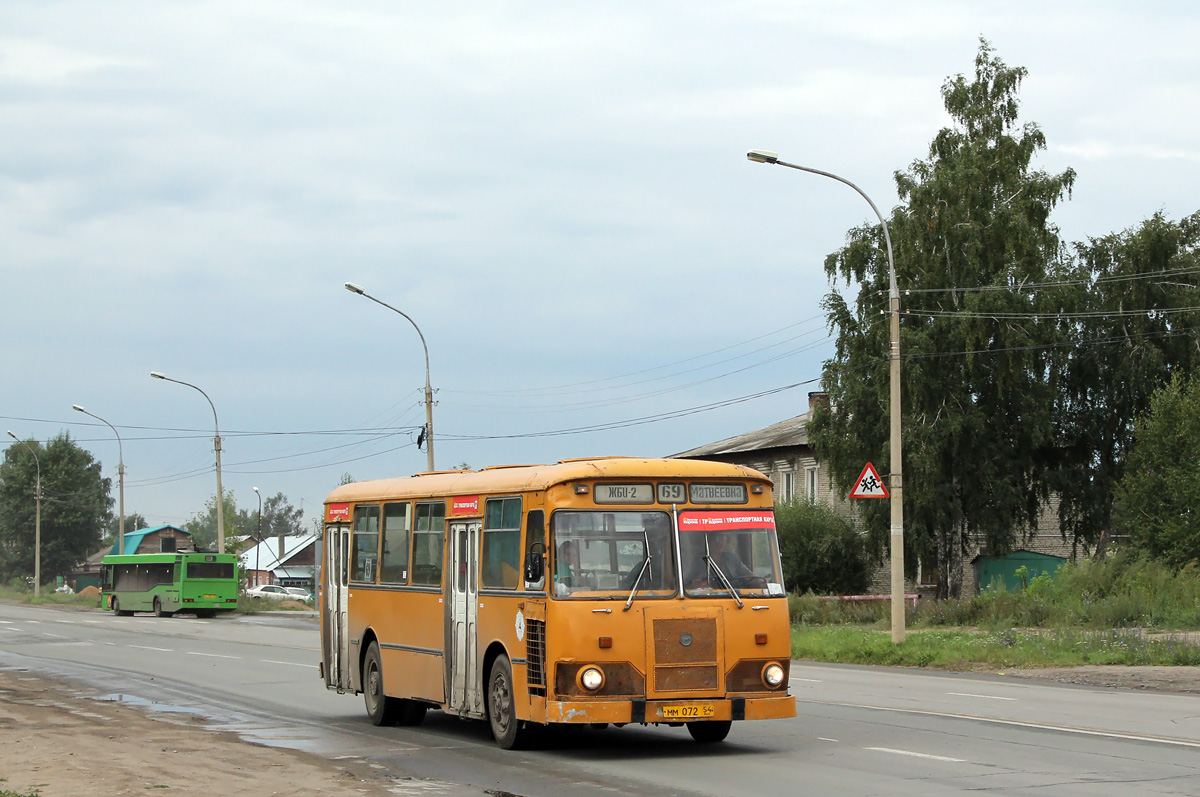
[322,523,352,693]
[447,519,482,716]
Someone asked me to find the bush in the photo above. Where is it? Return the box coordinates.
[775,499,870,594]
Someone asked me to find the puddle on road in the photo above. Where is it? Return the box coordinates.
[89,691,326,753]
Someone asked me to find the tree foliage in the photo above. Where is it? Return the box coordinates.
[184,489,244,551]
[0,432,112,585]
[1047,212,1200,549]
[1115,375,1200,566]
[774,499,870,594]
[248,492,306,540]
[808,40,1075,598]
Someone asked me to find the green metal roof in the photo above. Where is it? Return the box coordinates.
[108,525,190,556]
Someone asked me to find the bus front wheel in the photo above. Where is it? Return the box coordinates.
[687,720,732,743]
[487,654,528,750]
[153,597,173,618]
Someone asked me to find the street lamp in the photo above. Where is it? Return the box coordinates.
[6,431,42,597]
[253,486,262,588]
[73,405,126,555]
[344,282,437,472]
[747,149,906,643]
[150,372,226,554]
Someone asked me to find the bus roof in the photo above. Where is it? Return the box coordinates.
[102,551,237,565]
[325,457,770,504]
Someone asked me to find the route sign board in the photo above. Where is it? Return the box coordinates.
[849,462,889,499]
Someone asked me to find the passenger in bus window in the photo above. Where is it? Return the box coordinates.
[686,532,754,588]
[555,540,580,586]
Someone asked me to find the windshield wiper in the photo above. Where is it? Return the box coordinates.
[622,529,654,612]
[702,538,744,609]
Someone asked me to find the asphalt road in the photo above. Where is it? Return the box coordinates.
[3,602,1199,796]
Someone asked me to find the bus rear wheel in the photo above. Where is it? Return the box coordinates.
[112,598,131,617]
[153,597,173,618]
[487,654,528,750]
[687,720,732,743]
[363,642,426,727]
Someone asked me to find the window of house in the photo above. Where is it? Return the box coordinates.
[380,502,410,584]
[482,497,522,589]
[805,467,819,501]
[411,501,446,586]
[351,504,380,583]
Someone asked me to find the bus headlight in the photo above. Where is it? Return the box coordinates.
[578,666,606,692]
[761,662,785,689]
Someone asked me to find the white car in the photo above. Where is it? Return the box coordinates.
[284,587,313,601]
[245,584,292,600]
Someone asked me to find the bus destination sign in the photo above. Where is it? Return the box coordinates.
[689,483,747,504]
[593,483,654,504]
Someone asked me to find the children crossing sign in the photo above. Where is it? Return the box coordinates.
[849,462,889,499]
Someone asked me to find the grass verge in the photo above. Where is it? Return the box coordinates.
[792,626,1200,669]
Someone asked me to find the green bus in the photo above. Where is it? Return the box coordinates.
[101,552,239,618]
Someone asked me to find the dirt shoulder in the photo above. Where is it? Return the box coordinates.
[1001,664,1200,694]
[0,668,400,797]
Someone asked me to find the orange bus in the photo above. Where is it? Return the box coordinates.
[319,456,795,748]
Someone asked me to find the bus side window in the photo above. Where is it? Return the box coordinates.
[412,501,446,586]
[380,502,410,584]
[524,510,545,590]
[482,497,522,590]
[351,504,381,583]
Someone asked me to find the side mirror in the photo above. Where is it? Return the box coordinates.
[524,551,544,583]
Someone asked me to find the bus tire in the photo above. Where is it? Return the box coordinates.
[487,654,527,750]
[686,720,732,743]
[363,642,400,726]
[112,598,131,617]
[153,597,173,618]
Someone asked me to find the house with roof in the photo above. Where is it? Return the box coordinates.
[671,393,1077,596]
[69,525,197,590]
[240,533,319,591]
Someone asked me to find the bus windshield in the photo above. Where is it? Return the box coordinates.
[551,510,677,599]
[679,510,785,598]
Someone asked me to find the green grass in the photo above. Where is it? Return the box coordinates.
[788,553,1200,668]
[791,626,1200,668]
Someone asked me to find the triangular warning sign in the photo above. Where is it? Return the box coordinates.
[850,462,889,499]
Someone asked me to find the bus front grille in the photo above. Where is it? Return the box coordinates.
[526,619,546,696]
[651,617,719,694]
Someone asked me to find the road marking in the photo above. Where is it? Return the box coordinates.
[187,652,240,659]
[801,698,1200,749]
[818,737,839,742]
[44,633,66,638]
[0,627,16,632]
[947,692,1017,701]
[0,620,12,624]
[791,677,823,683]
[262,659,314,668]
[867,747,965,762]
[130,645,173,652]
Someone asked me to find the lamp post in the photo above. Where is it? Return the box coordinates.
[73,405,126,555]
[150,372,226,554]
[6,431,42,597]
[747,149,906,643]
[253,486,262,588]
[344,282,436,472]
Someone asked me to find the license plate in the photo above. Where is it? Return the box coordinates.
[203,594,216,599]
[661,704,715,719]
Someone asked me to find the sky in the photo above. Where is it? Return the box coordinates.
[3,2,1199,532]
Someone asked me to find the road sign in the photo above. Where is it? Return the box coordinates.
[849,462,889,499]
